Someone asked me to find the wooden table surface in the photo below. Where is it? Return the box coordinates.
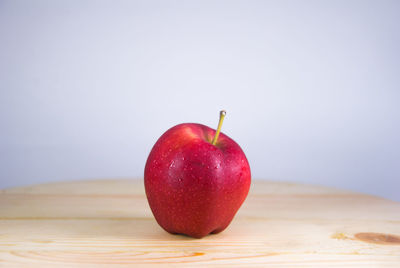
[0,179,399,267]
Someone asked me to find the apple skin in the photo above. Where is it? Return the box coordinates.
[144,123,251,238]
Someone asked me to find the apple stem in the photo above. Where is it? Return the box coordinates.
[211,110,226,145]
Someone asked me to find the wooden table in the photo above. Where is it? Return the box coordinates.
[1,179,399,267]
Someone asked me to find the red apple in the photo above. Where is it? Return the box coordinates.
[144,111,251,238]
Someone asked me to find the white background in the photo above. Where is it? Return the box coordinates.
[1,0,399,201]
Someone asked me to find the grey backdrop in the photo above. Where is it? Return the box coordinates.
[1,0,399,201]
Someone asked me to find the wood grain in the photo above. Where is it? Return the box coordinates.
[0,179,399,267]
